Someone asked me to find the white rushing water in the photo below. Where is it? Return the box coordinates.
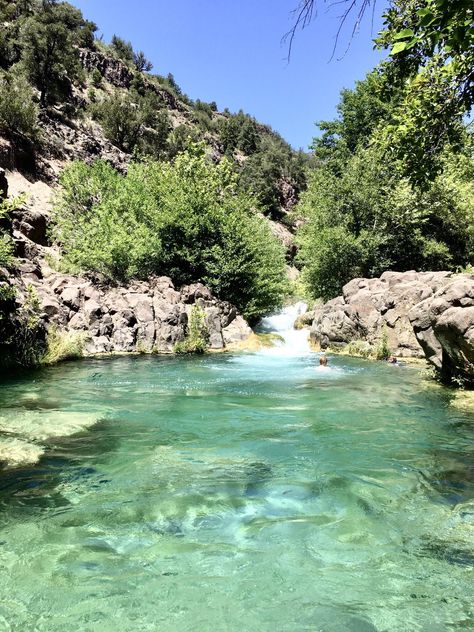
[257,301,311,356]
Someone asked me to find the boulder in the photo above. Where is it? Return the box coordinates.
[0,168,7,199]
[310,271,456,358]
[12,208,49,246]
[409,275,474,385]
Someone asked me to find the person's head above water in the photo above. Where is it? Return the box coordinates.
[319,353,328,366]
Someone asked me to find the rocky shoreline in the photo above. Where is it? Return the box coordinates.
[308,270,474,386]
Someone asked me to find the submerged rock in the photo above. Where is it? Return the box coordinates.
[0,437,44,469]
[0,410,100,442]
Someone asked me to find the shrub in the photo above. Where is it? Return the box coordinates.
[375,327,390,361]
[297,145,474,300]
[111,35,134,64]
[20,2,95,105]
[94,89,165,153]
[52,144,288,320]
[41,327,86,365]
[91,68,102,87]
[0,71,39,138]
[174,305,209,354]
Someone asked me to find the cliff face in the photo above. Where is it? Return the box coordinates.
[309,271,474,386]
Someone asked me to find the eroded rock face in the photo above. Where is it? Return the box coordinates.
[409,275,474,384]
[310,271,455,357]
[310,270,474,385]
[17,268,251,355]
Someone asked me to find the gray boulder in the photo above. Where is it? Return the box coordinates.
[409,275,474,385]
[310,271,455,358]
[26,271,252,356]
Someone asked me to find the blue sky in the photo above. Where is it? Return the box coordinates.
[73,0,387,150]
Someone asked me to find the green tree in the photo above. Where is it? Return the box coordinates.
[52,145,288,320]
[297,143,474,299]
[0,70,39,138]
[20,2,96,105]
[94,89,163,153]
[111,34,134,64]
[134,50,153,73]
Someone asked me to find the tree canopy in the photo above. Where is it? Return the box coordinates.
[53,145,288,320]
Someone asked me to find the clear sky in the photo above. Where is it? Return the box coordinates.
[72,0,387,150]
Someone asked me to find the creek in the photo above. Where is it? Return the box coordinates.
[0,305,472,631]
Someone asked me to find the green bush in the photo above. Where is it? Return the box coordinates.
[91,68,102,87]
[41,327,86,365]
[297,145,474,300]
[19,2,95,105]
[93,89,167,154]
[375,327,390,361]
[52,144,288,320]
[174,305,209,354]
[0,71,39,138]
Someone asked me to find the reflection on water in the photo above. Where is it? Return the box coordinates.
[0,352,473,631]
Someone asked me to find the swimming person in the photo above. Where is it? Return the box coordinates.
[319,353,328,366]
[388,356,399,365]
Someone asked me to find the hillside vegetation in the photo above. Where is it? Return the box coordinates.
[0,0,472,365]
[295,0,474,299]
[0,0,310,338]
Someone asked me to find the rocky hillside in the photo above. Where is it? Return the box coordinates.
[308,271,474,386]
[0,0,310,367]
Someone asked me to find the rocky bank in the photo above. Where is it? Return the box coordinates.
[0,169,252,363]
[309,271,474,386]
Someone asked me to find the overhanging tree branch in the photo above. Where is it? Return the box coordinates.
[283,0,379,61]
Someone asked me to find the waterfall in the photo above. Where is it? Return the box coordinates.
[257,302,311,356]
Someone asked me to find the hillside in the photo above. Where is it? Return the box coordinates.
[0,0,309,367]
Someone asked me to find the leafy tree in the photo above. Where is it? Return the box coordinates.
[167,124,201,158]
[0,70,39,138]
[111,34,134,64]
[133,50,153,73]
[166,73,182,96]
[52,145,288,320]
[240,136,307,218]
[297,144,474,299]
[19,2,96,105]
[288,0,473,183]
[93,89,163,153]
[313,70,397,158]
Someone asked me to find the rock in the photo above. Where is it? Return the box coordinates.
[12,208,49,245]
[223,315,253,345]
[180,283,212,304]
[409,275,474,385]
[0,168,7,199]
[266,218,296,259]
[60,286,82,311]
[205,306,224,349]
[310,271,456,358]
[83,299,103,324]
[8,262,252,357]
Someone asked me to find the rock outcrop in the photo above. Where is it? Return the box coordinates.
[310,271,453,356]
[0,168,252,361]
[310,270,474,385]
[15,269,252,355]
[409,275,474,385]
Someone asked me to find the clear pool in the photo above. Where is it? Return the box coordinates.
[0,351,472,631]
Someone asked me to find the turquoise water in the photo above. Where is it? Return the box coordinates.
[0,351,473,631]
